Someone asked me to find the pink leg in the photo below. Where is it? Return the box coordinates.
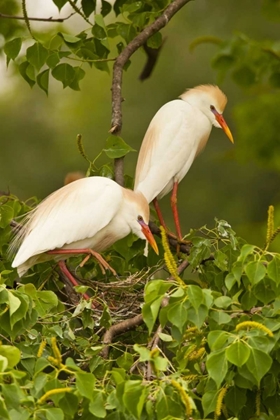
[153,198,178,240]
[48,248,117,276]
[171,181,182,241]
[58,260,93,303]
[153,198,168,231]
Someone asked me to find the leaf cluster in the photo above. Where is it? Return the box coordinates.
[1,193,280,418]
[2,0,167,94]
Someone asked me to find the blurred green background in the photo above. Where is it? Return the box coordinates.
[1,0,280,247]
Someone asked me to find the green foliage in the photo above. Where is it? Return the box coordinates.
[0,0,166,94]
[1,191,280,418]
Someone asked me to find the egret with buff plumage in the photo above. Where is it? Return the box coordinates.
[10,176,159,299]
[134,84,234,240]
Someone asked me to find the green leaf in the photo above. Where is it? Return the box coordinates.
[241,290,258,310]
[246,347,272,384]
[214,249,228,271]
[267,256,280,284]
[0,396,9,419]
[187,304,208,328]
[89,391,106,418]
[52,63,76,88]
[69,67,86,91]
[92,15,107,40]
[147,32,162,49]
[0,345,21,369]
[59,393,79,418]
[209,310,232,325]
[104,135,136,159]
[4,37,22,65]
[167,302,188,332]
[224,387,247,416]
[188,285,204,311]
[58,32,82,44]
[214,296,232,309]
[237,244,255,262]
[46,52,60,69]
[202,390,219,418]
[208,330,230,350]
[75,371,96,400]
[206,349,228,387]
[19,61,36,88]
[82,0,96,16]
[7,291,21,316]
[245,260,266,285]
[254,278,276,304]
[45,408,64,420]
[26,42,48,71]
[123,380,149,419]
[53,0,68,10]
[37,69,49,95]
[101,0,112,17]
[0,356,8,372]
[156,391,182,419]
[133,344,151,361]
[142,296,163,334]
[226,341,251,367]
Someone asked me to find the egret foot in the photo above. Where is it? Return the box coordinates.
[48,248,117,277]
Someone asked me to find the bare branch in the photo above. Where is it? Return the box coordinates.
[111,0,191,185]
[0,12,75,22]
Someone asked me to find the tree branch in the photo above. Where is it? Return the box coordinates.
[111,0,191,185]
[0,12,75,22]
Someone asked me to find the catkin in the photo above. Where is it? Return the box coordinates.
[37,340,47,358]
[215,386,228,417]
[170,379,192,416]
[38,387,72,404]
[236,321,273,337]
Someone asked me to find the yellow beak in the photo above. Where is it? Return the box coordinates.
[214,112,234,144]
[139,221,159,255]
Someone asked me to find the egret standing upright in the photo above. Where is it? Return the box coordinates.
[134,84,234,240]
[10,176,158,299]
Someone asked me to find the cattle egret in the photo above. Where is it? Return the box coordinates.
[134,84,234,240]
[10,176,159,297]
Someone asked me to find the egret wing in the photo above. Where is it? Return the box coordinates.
[12,177,123,266]
[134,100,209,202]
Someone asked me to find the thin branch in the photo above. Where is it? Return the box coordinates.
[0,12,75,22]
[111,0,191,185]
[149,221,192,254]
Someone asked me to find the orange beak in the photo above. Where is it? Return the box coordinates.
[138,220,159,255]
[213,111,234,144]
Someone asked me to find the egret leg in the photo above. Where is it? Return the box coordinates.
[153,198,168,231]
[58,260,92,302]
[153,198,178,240]
[171,181,182,241]
[48,248,117,276]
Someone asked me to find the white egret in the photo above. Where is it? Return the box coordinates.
[134,84,234,240]
[10,176,159,299]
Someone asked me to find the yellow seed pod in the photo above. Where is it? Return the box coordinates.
[236,321,273,337]
[215,386,228,417]
[51,337,63,365]
[170,379,192,416]
[37,340,47,358]
[38,387,73,404]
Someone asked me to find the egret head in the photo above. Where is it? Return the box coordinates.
[180,84,234,143]
[123,190,159,254]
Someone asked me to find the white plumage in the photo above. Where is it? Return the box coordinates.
[134,84,233,238]
[10,176,158,277]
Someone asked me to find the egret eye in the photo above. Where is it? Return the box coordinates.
[210,105,215,111]
[137,215,144,222]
